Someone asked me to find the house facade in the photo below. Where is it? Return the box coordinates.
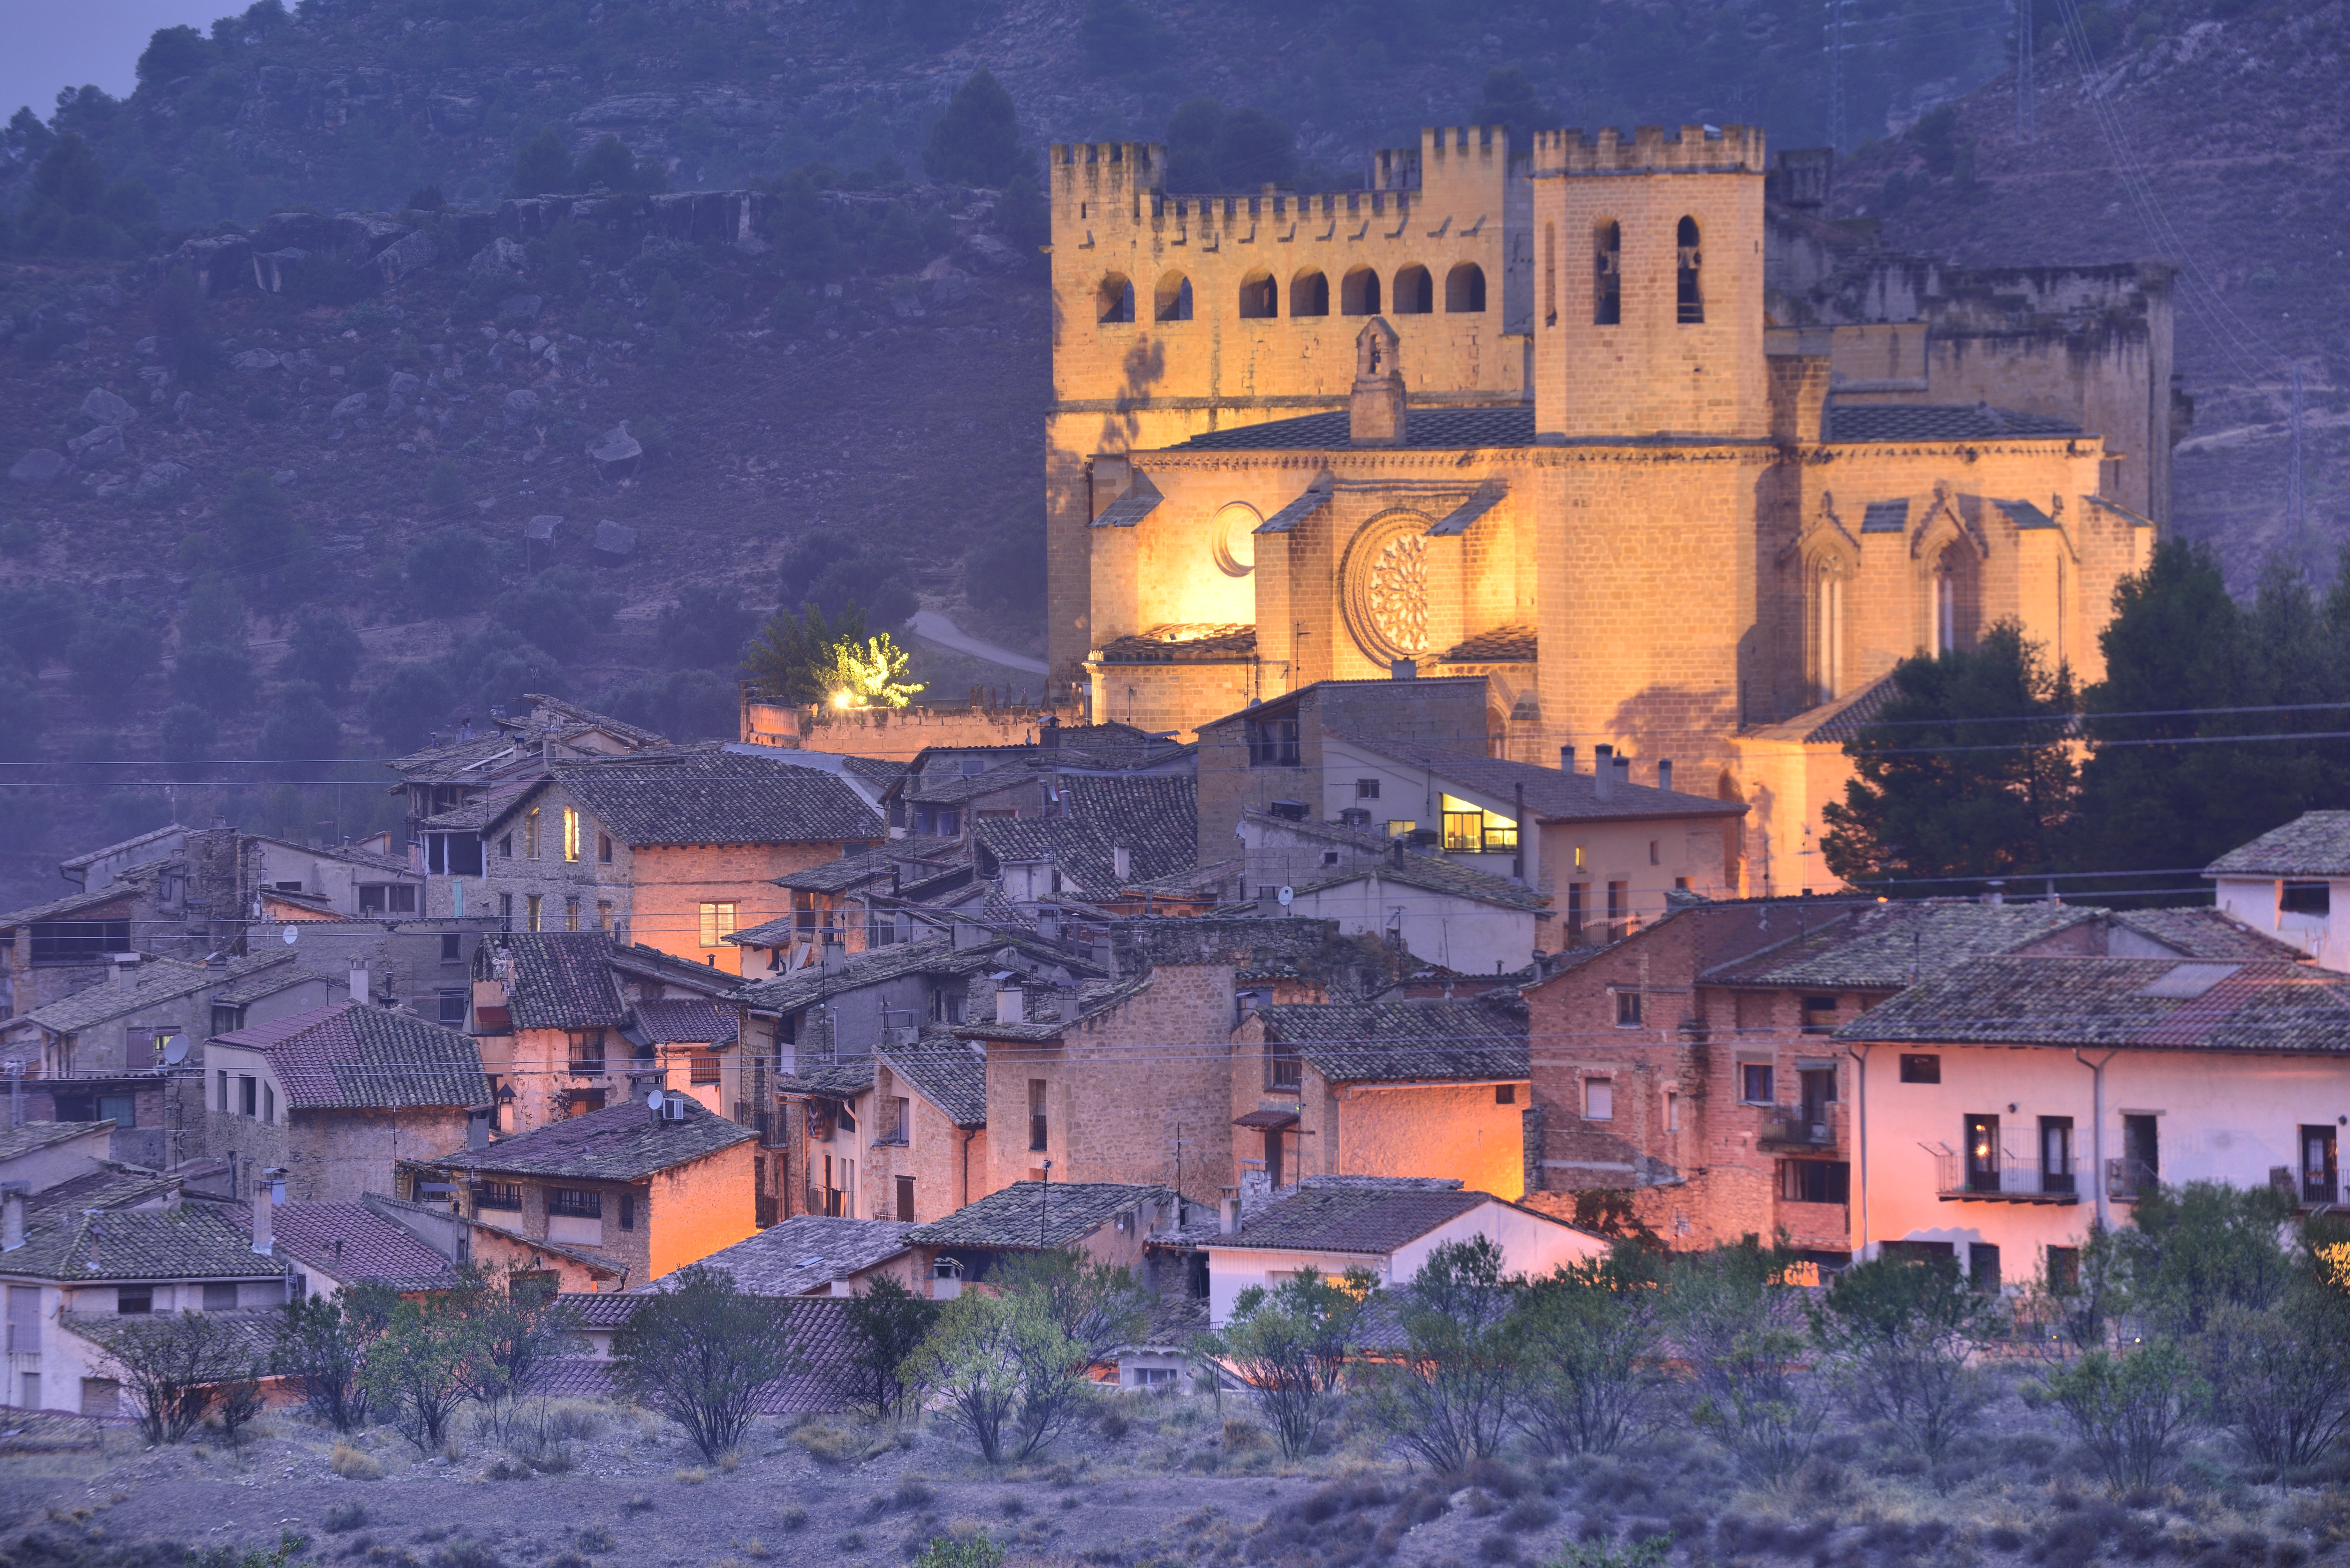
[2207,810,2350,974]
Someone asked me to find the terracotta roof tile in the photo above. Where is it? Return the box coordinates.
[1251,999,1528,1084]
[905,1182,1173,1249]
[216,1001,488,1111]
[629,999,738,1047]
[271,1202,465,1289]
[446,1095,754,1181]
[501,933,630,1031]
[688,1216,917,1295]
[1701,902,2096,990]
[1212,1181,1490,1254]
[1837,956,2350,1052]
[1825,403,2082,442]
[2206,811,2350,878]
[1329,735,1747,823]
[548,751,882,847]
[877,1035,987,1127]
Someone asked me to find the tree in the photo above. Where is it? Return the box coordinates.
[424,461,468,513]
[492,569,615,661]
[2118,1179,2299,1338]
[966,525,1046,618]
[137,25,214,87]
[905,1287,1090,1464]
[512,127,575,195]
[88,1310,250,1444]
[257,682,340,779]
[178,573,244,649]
[824,633,925,711]
[450,628,567,717]
[843,1274,940,1427]
[284,608,364,700]
[991,1249,1148,1365]
[656,585,760,670]
[612,1265,803,1461]
[1812,1252,1994,1461]
[994,173,1048,255]
[1469,66,1554,153]
[0,583,81,671]
[451,1263,579,1438]
[1513,1255,1664,1457]
[367,663,458,754]
[2200,1294,2350,1479]
[775,528,917,626]
[65,610,161,713]
[404,526,496,614]
[573,134,658,193]
[1362,1235,1521,1473]
[602,668,729,741]
[171,640,255,718]
[1201,1266,1372,1460]
[366,1294,479,1454]
[216,468,310,591]
[1165,97,1224,191]
[1820,621,2076,892]
[1211,109,1297,189]
[1668,1240,1831,1481]
[742,603,868,706]
[275,1283,396,1432]
[2035,1340,2200,1493]
[923,70,1022,187]
[158,704,213,781]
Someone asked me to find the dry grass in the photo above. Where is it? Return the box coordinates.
[674,1466,708,1484]
[329,1441,383,1481]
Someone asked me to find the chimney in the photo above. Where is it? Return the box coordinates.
[251,1189,273,1256]
[1593,745,1614,801]
[1348,318,1407,446]
[1614,755,1631,791]
[467,1106,491,1151]
[1039,715,1060,750]
[1389,658,1417,680]
[348,967,369,1004]
[2,1187,24,1252]
[1112,846,1131,882]
[1218,1194,1240,1235]
[1657,758,1674,794]
[1559,745,1575,774]
[996,985,1026,1025]
[108,953,141,986]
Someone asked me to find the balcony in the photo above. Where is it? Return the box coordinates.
[1758,1110,1838,1150]
[2106,1158,2157,1203]
[1936,1143,2079,1204]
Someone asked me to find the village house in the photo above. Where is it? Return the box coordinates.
[899,1180,1180,1301]
[878,723,1193,841]
[353,1190,626,1294]
[1519,896,2307,1258]
[1230,998,1531,1199]
[446,749,883,976]
[1199,1175,1607,1325]
[673,1214,921,1297]
[863,1036,989,1223]
[392,693,668,853]
[422,1091,757,1290]
[270,1200,470,1298]
[2208,811,2350,974]
[1837,954,2350,1291]
[193,999,489,1204]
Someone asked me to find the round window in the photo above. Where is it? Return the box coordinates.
[1212,502,1260,577]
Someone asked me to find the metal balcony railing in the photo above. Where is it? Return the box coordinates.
[2105,1157,2158,1202]
[1759,1109,1837,1148]
[1934,1142,2080,1202]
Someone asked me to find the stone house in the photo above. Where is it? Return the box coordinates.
[899,1180,1179,1300]
[194,1000,489,1204]
[270,1200,470,1298]
[1200,1176,1607,1325]
[355,1191,626,1295]
[452,749,883,975]
[864,1036,989,1223]
[1229,998,1531,1200]
[679,1214,921,1297]
[2207,811,2350,974]
[394,693,667,853]
[877,725,1193,841]
[424,1092,757,1289]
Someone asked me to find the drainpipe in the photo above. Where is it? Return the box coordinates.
[2075,1048,2120,1232]
[1845,1043,1870,1260]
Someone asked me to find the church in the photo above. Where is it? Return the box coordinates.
[1043,124,2177,893]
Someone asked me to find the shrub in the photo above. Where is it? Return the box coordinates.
[256,681,340,779]
[491,568,614,661]
[323,1502,368,1530]
[1668,1240,1832,1481]
[282,607,365,700]
[2200,1297,2350,1478]
[2035,1339,2201,1493]
[367,663,458,754]
[1363,1235,1520,1472]
[171,640,254,718]
[65,609,161,712]
[404,526,497,614]
[656,584,760,670]
[913,1534,1005,1568]
[1513,1256,1663,1457]
[513,127,575,195]
[1199,1267,1373,1461]
[843,1274,940,1427]
[216,467,310,586]
[1813,1251,1996,1460]
[922,69,1022,187]
[2121,1180,2299,1337]
[88,1310,253,1444]
[614,1265,804,1462]
[277,1284,396,1432]
[0,583,81,669]
[158,703,211,780]
[366,1294,478,1455]
[330,1441,383,1479]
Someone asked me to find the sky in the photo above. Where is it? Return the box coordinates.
[2,0,223,125]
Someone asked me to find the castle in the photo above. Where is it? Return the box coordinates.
[1042,125,2179,893]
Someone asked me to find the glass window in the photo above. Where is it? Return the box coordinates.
[2282,880,2331,916]
[526,894,542,933]
[1584,1078,1614,1120]
[1800,996,1838,1035]
[1439,795,1516,853]
[547,1188,602,1218]
[1778,1160,1850,1204]
[597,901,614,931]
[1245,718,1301,767]
[700,902,738,948]
[1740,1064,1774,1104]
[525,808,540,859]
[474,1181,523,1211]
[1900,1053,1941,1083]
[1266,1042,1302,1091]
[598,833,614,864]
[1615,991,1643,1027]
[1028,1079,1049,1152]
[1355,779,1380,800]
[564,896,580,932]
[563,808,581,863]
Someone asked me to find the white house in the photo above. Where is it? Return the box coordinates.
[2208,811,2350,973]
[1200,1175,1607,1326]
[1838,954,2350,1290]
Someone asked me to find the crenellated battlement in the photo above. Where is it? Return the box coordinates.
[1531,123,1768,177]
[1048,141,1168,214]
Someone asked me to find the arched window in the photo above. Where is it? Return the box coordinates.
[1212,502,1259,578]
[1675,216,1702,325]
[1812,559,1847,705]
[1445,262,1486,313]
[1237,270,1277,319]
[1154,272,1193,322]
[1543,221,1557,328]
[1594,222,1621,326]
[1393,264,1433,314]
[1289,268,1330,317]
[1098,273,1134,324]
[1341,266,1381,316]
[1933,543,1976,654]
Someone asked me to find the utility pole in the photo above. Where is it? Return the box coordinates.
[2017,0,2035,139]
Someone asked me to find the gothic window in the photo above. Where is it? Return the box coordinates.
[1675,216,1703,325]
[1237,269,1277,319]
[1289,268,1330,317]
[1933,543,1977,654]
[1593,221,1621,325]
[1445,262,1486,313]
[1811,559,1847,705]
[1543,221,1557,327]
[1097,273,1134,324]
[1393,264,1433,314]
[1154,272,1193,322]
[1340,265,1381,316]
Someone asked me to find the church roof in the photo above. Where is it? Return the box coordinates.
[1826,403,2082,442]
[1097,624,1258,663]
[1157,402,2083,452]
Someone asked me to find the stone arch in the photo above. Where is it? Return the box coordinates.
[1212,501,1259,578]
[1594,221,1621,326]
[1675,216,1702,325]
[1289,268,1330,317]
[1341,265,1381,316]
[1392,264,1433,314]
[1097,272,1134,324]
[1445,262,1486,313]
[1806,550,1853,705]
[1237,268,1277,320]
[1153,271,1193,322]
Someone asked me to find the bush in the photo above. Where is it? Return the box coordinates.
[0,583,81,669]
[283,607,364,699]
[0,657,47,764]
[843,1274,939,1428]
[367,663,458,754]
[777,528,916,627]
[601,668,732,741]
[1668,1240,1831,1481]
[365,1294,477,1455]
[2201,1296,2350,1478]
[157,704,212,781]
[88,1310,252,1444]
[217,467,311,596]
[405,526,496,614]
[1363,1235,1520,1472]
[256,681,340,779]
[923,69,1022,187]
[904,1285,1091,1464]
[655,584,760,670]
[323,1501,369,1530]
[491,569,615,661]
[1200,1267,1372,1460]
[513,126,576,195]
[613,1265,805,1462]
[2035,1339,2200,1493]
[172,640,255,717]
[1813,1252,1995,1461]
[965,521,1046,619]
[277,1284,397,1433]
[1513,1256,1663,1457]
[448,628,566,717]
[65,609,161,712]
[913,1534,1005,1568]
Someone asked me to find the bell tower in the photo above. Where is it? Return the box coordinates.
[1530,125,1770,440]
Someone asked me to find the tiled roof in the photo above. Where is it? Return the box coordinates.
[66,1311,279,1364]
[1700,901,2097,990]
[1427,481,1506,538]
[1437,625,1536,664]
[733,935,970,1014]
[59,825,186,874]
[841,756,910,783]
[0,1202,285,1282]
[530,1295,859,1413]
[1251,999,1528,1084]
[547,751,882,847]
[900,769,1041,807]
[1167,406,1538,450]
[1125,857,1243,900]
[628,999,738,1047]
[783,1059,876,1098]
[1779,675,1900,746]
[392,698,666,785]
[557,1291,639,1329]
[951,973,1154,1044]
[208,964,337,1007]
[500,933,629,1031]
[1825,402,2082,442]
[1097,624,1260,663]
[688,1216,917,1296]
[0,881,148,929]
[18,954,291,1036]
[1860,499,1910,533]
[973,775,1198,896]
[2109,907,2309,962]
[905,1182,1172,1249]
[1330,735,1747,823]
[0,1122,112,1163]
[774,849,902,895]
[877,1035,988,1127]
[26,1166,179,1218]
[2207,812,2350,878]
[1211,1180,1493,1255]
[216,1001,488,1111]
[447,1096,754,1181]
[1837,956,2350,1052]
[271,1202,464,1290]
[1287,845,1551,913]
[1091,482,1161,529]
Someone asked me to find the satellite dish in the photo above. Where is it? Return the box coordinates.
[162,1036,188,1066]
[1277,886,1294,907]
[645,1090,664,1112]
[281,926,300,945]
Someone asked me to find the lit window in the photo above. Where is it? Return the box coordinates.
[1386,820,1417,838]
[1440,794,1517,853]
[525,808,540,858]
[699,902,738,948]
[1584,1078,1614,1121]
[563,808,581,863]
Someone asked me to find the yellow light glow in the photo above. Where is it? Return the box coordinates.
[831,692,852,709]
